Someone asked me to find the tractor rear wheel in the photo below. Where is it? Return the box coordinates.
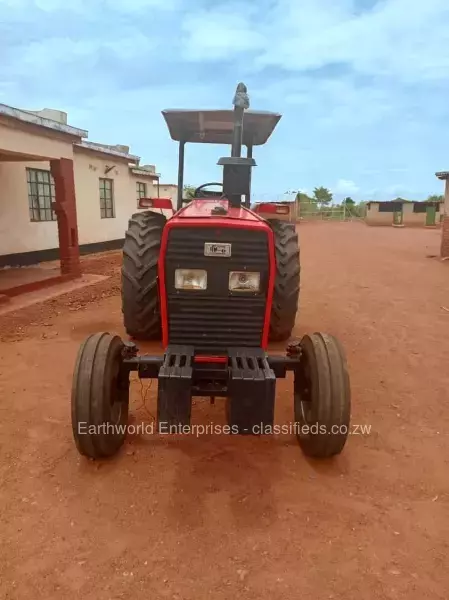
[122,211,165,340]
[269,220,300,341]
[71,332,130,459]
[294,332,351,458]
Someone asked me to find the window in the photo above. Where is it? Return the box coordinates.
[27,168,56,222]
[136,181,146,203]
[99,178,115,218]
[413,203,440,213]
[413,203,428,214]
[379,202,402,213]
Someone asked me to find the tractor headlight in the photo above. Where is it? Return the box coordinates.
[229,271,260,292]
[175,269,207,290]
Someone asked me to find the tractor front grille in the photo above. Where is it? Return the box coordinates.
[165,226,269,350]
[167,295,266,348]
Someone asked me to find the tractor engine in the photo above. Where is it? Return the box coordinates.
[161,208,274,352]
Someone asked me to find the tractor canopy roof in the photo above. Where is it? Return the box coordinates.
[162,109,281,146]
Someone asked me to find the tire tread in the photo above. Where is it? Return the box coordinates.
[269,220,301,341]
[121,211,165,340]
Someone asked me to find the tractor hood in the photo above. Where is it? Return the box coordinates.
[177,198,262,221]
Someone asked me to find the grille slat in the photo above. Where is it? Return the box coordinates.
[166,227,269,349]
[172,315,261,322]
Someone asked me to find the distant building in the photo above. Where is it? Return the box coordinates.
[435,171,449,258]
[365,200,443,227]
[0,103,177,268]
[157,183,178,199]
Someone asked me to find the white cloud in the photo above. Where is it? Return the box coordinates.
[335,179,359,195]
[271,0,449,82]
[386,184,409,196]
[181,4,265,61]
[180,0,449,83]
[1,0,448,199]
[106,0,178,10]
[8,32,159,81]
[5,0,178,11]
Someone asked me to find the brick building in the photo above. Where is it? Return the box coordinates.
[435,172,449,258]
[365,200,443,228]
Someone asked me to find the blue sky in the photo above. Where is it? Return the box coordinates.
[2,0,449,201]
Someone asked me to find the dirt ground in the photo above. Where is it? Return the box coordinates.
[1,222,449,600]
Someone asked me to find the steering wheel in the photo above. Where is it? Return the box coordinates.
[193,182,224,198]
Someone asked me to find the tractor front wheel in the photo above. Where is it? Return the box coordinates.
[269,220,300,342]
[122,211,165,340]
[294,332,351,458]
[71,332,130,459]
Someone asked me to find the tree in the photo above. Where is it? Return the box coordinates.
[313,186,333,207]
[347,201,366,217]
[296,192,315,204]
[295,191,317,215]
[357,201,367,217]
[183,185,196,200]
[427,194,444,203]
[343,196,355,206]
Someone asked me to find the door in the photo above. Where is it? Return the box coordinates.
[393,209,403,225]
[426,205,436,226]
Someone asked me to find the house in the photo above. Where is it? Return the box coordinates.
[365,200,443,227]
[435,171,449,258]
[0,104,177,271]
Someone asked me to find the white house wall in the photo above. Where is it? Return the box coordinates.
[74,151,177,245]
[0,148,178,261]
[74,149,141,245]
[0,120,75,160]
[158,185,178,203]
[0,160,59,255]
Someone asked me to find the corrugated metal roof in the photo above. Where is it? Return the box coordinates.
[368,200,443,206]
[0,103,87,138]
[130,167,160,178]
[75,140,139,162]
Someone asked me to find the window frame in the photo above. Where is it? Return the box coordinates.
[413,203,439,214]
[413,203,428,214]
[99,177,115,219]
[378,202,402,213]
[136,181,147,203]
[26,168,57,222]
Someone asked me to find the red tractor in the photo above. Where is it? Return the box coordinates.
[71,83,351,460]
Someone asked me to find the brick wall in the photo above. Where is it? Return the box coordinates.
[441,216,449,258]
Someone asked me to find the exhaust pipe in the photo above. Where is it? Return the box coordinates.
[218,83,254,208]
[231,83,249,158]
